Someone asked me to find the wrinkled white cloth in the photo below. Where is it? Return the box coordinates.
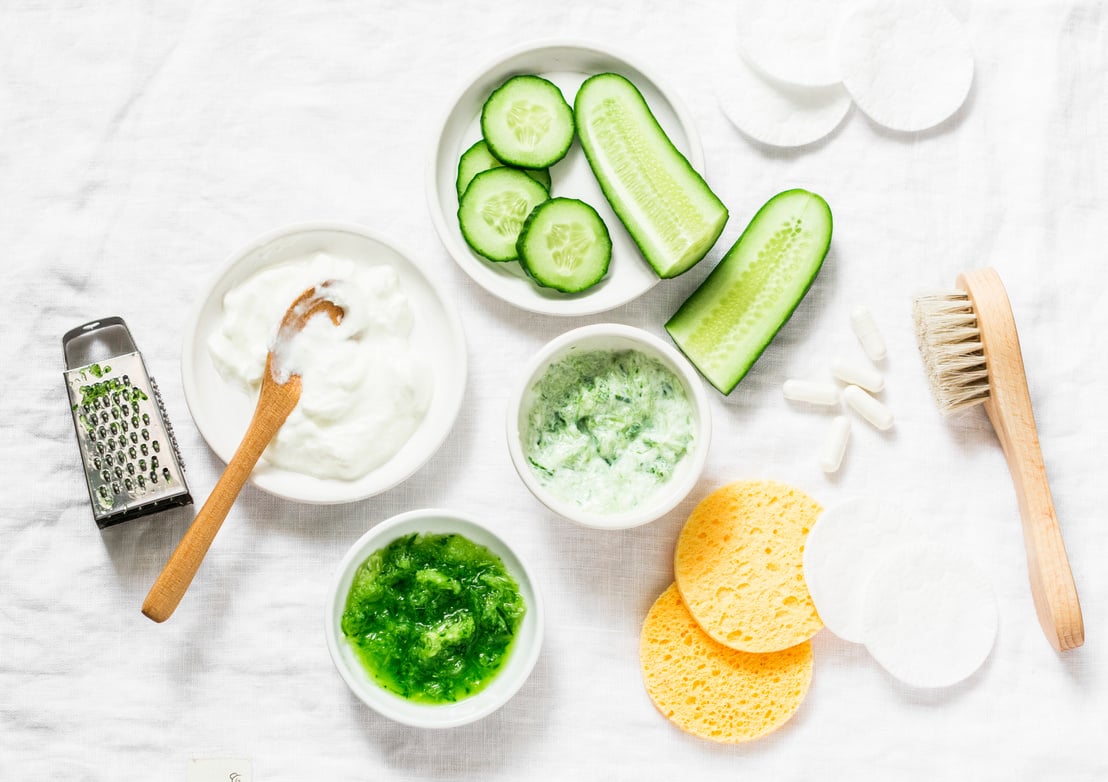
[2,1,1105,779]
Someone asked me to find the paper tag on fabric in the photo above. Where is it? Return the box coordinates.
[187,757,253,782]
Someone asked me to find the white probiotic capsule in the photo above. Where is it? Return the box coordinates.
[783,379,840,406]
[820,415,851,473]
[832,356,884,392]
[843,385,894,430]
[850,306,887,362]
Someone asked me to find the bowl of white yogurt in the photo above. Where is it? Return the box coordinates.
[183,222,466,504]
[506,324,711,529]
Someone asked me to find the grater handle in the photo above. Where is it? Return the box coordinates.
[141,370,302,623]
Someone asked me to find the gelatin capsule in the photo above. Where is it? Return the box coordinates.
[832,356,884,392]
[850,306,887,362]
[843,385,894,431]
[783,379,840,406]
[820,415,851,473]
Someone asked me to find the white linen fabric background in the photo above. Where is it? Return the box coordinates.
[1,1,1105,779]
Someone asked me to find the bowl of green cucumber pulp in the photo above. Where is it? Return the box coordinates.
[507,324,712,529]
[325,509,544,728]
[428,40,727,316]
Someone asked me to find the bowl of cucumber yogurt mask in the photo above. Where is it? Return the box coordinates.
[506,324,711,529]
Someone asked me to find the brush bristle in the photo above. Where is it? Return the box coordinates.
[912,290,991,413]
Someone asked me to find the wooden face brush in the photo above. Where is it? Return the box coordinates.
[912,267,1083,652]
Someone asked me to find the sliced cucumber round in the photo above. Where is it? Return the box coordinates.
[481,75,574,169]
[457,167,550,262]
[456,139,552,198]
[517,198,612,293]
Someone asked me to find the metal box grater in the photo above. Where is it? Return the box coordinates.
[63,317,193,528]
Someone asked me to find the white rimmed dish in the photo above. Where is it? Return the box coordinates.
[325,509,544,728]
[182,223,466,504]
[506,324,711,529]
[427,40,706,316]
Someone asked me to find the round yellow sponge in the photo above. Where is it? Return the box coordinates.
[639,584,813,743]
[675,480,823,652]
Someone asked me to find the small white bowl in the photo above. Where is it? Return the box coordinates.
[182,222,466,504]
[325,509,544,728]
[426,39,705,316]
[506,324,711,529]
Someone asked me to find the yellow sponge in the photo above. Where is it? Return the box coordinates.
[639,584,813,743]
[674,480,822,652]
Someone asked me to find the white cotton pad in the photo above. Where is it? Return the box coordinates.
[735,0,847,87]
[862,544,998,688]
[803,498,926,643]
[835,0,974,132]
[717,48,851,148]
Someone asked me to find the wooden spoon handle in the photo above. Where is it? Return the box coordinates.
[141,381,299,623]
[962,269,1084,651]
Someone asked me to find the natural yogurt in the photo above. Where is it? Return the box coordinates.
[208,252,432,480]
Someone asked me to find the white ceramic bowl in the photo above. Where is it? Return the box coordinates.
[506,324,711,529]
[182,222,466,504]
[324,509,544,728]
[426,39,706,316]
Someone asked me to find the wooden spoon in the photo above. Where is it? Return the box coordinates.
[142,283,344,623]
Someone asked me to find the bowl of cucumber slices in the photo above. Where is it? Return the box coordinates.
[427,40,716,317]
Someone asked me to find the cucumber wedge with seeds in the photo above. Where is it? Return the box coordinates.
[574,72,728,279]
[457,167,550,262]
[666,189,832,394]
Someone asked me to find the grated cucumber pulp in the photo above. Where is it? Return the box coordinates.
[523,349,695,514]
[341,533,526,704]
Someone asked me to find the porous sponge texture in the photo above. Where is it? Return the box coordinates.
[640,584,813,743]
[675,480,823,652]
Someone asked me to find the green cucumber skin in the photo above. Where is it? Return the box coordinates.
[665,189,833,394]
[517,197,612,294]
[574,73,728,279]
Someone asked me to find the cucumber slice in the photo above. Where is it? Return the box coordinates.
[481,75,574,169]
[665,189,832,394]
[574,73,728,279]
[517,197,612,293]
[457,167,550,262]
[456,140,551,198]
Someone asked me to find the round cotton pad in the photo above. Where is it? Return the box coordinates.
[862,544,998,688]
[836,0,974,132]
[717,48,852,148]
[640,584,813,743]
[735,0,846,87]
[675,480,823,653]
[803,498,928,643]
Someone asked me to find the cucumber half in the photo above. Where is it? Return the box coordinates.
[665,189,832,394]
[457,167,550,262]
[456,139,551,198]
[481,75,574,169]
[575,72,728,279]
[517,197,612,293]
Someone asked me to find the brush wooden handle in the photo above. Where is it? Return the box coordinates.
[960,269,1084,651]
[141,377,301,623]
